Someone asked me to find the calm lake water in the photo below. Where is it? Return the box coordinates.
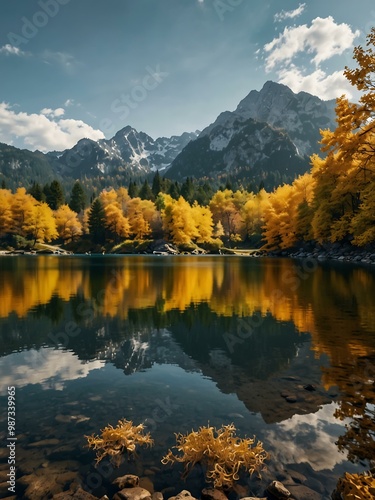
[0,255,374,498]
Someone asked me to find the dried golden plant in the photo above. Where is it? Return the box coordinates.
[161,423,269,489]
[85,418,153,467]
[333,470,375,500]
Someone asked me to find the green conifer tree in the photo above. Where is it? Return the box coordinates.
[69,181,87,213]
[88,198,106,243]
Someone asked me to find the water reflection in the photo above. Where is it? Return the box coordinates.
[0,255,374,494]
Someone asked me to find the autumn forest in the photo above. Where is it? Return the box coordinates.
[1,30,375,253]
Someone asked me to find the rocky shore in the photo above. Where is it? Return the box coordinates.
[37,472,337,500]
[19,469,368,500]
[267,242,375,266]
[1,240,375,267]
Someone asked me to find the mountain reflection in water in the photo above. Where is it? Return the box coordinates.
[0,255,374,498]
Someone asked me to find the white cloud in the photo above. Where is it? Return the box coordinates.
[264,17,360,71]
[64,98,75,107]
[0,102,105,152]
[274,3,306,23]
[261,16,360,100]
[278,65,354,100]
[41,107,65,118]
[266,403,350,471]
[0,349,105,395]
[0,44,26,56]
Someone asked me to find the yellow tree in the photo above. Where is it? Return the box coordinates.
[104,203,130,242]
[81,208,91,235]
[191,201,214,243]
[242,189,268,240]
[98,188,131,241]
[10,188,36,237]
[162,196,198,245]
[126,198,152,239]
[54,204,83,242]
[116,187,130,212]
[312,28,375,244]
[209,189,244,240]
[0,189,13,236]
[100,188,118,208]
[139,199,160,236]
[310,153,345,243]
[25,202,58,245]
[262,184,296,250]
[292,173,315,242]
[350,184,375,245]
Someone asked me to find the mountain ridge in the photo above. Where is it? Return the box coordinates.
[165,81,337,185]
[0,81,337,191]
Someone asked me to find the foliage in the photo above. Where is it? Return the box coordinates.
[69,181,87,213]
[260,28,375,250]
[86,419,154,467]
[54,204,83,242]
[5,25,375,258]
[0,189,13,237]
[161,424,268,489]
[26,201,58,245]
[44,180,65,210]
[88,198,106,243]
[332,470,375,500]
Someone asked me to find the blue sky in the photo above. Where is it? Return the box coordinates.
[0,0,373,151]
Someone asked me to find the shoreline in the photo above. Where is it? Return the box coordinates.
[1,246,375,266]
[267,243,375,266]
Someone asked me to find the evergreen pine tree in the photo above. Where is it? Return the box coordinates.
[139,180,154,200]
[28,182,45,202]
[128,181,138,198]
[152,170,163,197]
[88,198,106,244]
[180,177,194,202]
[44,180,64,210]
[69,181,87,213]
[168,181,180,200]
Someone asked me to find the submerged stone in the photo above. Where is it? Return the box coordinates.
[113,474,140,489]
[114,486,152,500]
[266,480,291,499]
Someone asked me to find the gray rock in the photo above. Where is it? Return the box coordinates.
[266,480,291,499]
[169,491,197,500]
[114,487,152,500]
[285,395,297,403]
[239,498,266,500]
[113,475,140,489]
[139,477,154,494]
[286,484,322,500]
[201,488,228,500]
[151,493,163,500]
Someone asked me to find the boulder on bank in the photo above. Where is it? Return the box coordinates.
[149,240,179,255]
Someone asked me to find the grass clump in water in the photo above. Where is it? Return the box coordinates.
[85,418,154,467]
[161,423,269,489]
